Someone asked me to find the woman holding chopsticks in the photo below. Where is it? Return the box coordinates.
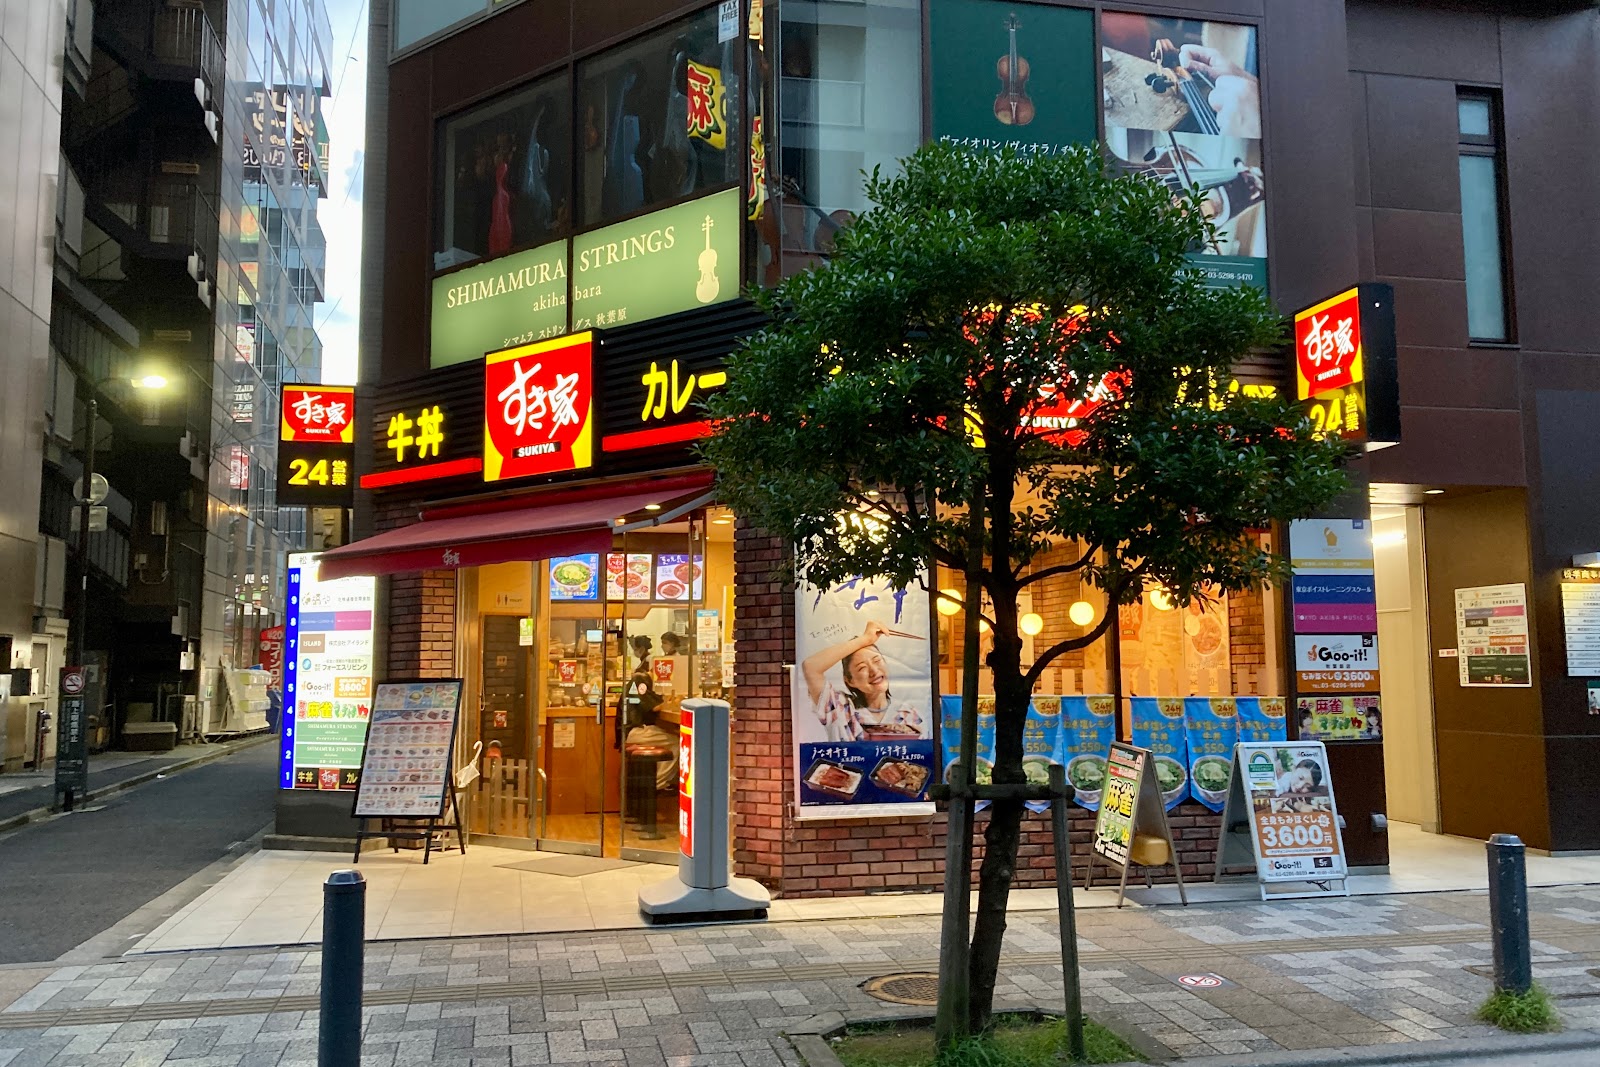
[801,620,926,742]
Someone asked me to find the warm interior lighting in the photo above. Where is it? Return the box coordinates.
[1184,615,1201,636]
[133,374,169,389]
[978,619,991,634]
[937,589,963,616]
[1425,488,1444,495]
[711,517,732,526]
[1068,601,1095,627]
[1019,612,1044,636]
[644,503,662,511]
[1372,530,1407,548]
[1148,588,1175,612]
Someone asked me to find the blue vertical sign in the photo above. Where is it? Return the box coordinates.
[1130,696,1189,811]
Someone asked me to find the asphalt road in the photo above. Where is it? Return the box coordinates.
[0,741,277,964]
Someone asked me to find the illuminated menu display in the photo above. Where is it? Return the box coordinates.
[282,552,376,790]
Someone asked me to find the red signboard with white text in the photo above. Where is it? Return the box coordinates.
[281,385,356,443]
[1294,288,1364,402]
[483,333,596,483]
[679,706,694,857]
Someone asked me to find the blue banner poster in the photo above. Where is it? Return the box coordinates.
[793,570,936,818]
[1130,696,1189,811]
[933,695,996,811]
[1061,694,1115,811]
[1023,696,1064,813]
[1237,696,1288,745]
[1184,697,1239,812]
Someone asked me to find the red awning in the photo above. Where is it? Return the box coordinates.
[317,475,713,580]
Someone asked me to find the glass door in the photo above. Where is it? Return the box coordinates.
[476,613,537,839]
[537,556,611,855]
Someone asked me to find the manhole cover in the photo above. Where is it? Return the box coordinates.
[862,972,941,1006]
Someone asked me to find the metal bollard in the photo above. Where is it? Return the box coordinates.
[319,870,366,1067]
[1487,834,1531,995]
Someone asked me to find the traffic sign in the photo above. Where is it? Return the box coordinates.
[62,667,87,696]
[73,473,109,504]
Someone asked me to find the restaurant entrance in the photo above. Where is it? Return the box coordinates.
[457,507,736,861]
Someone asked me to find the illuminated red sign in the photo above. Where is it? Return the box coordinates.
[1021,371,1128,446]
[679,706,694,857]
[1294,288,1364,401]
[483,333,596,483]
[281,385,356,443]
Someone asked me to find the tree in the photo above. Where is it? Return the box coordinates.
[702,142,1348,1037]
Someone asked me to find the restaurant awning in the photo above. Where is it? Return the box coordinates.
[317,472,715,580]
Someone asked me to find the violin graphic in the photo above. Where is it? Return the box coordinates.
[695,214,720,304]
[994,14,1035,127]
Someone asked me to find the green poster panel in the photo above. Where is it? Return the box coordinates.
[431,240,570,369]
[930,0,1097,155]
[571,187,743,331]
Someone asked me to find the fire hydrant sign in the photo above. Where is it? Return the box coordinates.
[1215,741,1349,900]
[679,706,694,857]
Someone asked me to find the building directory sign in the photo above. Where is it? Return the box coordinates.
[353,680,464,818]
[282,552,376,790]
[1454,583,1533,687]
[1561,569,1600,677]
[1289,519,1384,742]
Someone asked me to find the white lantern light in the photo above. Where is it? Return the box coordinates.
[1068,600,1096,627]
[1019,612,1044,636]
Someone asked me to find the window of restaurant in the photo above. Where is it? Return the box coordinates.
[575,6,742,230]
[434,73,572,272]
[456,506,736,861]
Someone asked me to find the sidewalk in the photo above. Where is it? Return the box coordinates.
[3,886,1600,1065]
[0,735,273,830]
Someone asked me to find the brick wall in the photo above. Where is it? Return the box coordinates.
[371,495,457,679]
[730,525,1222,898]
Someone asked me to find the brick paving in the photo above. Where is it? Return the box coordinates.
[3,887,1600,1065]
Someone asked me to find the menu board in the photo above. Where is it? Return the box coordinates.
[605,553,653,600]
[655,554,705,601]
[1561,572,1600,677]
[1454,584,1532,687]
[283,553,376,791]
[353,680,464,818]
[549,554,601,602]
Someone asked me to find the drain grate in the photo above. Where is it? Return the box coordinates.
[861,972,940,1007]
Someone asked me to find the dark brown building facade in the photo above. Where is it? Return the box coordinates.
[333,0,1600,889]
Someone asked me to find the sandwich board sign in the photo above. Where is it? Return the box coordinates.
[1215,741,1349,899]
[1085,742,1186,907]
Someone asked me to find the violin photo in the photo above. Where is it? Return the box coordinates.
[1104,128,1266,261]
[1101,12,1260,139]
[993,13,1035,127]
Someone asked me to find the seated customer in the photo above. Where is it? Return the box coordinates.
[623,675,678,790]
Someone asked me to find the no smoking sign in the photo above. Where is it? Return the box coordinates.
[62,668,87,696]
[1175,973,1233,990]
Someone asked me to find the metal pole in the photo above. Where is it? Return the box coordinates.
[75,396,96,669]
[1049,763,1086,1060]
[1487,833,1531,995]
[319,870,366,1067]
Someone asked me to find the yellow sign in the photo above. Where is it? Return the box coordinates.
[285,456,349,488]
[640,360,727,423]
[387,405,447,463]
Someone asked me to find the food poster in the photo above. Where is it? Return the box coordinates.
[1183,697,1237,812]
[1101,11,1266,291]
[1121,593,1184,690]
[1062,694,1115,810]
[606,553,653,601]
[929,0,1097,156]
[1091,742,1145,868]
[1181,594,1230,683]
[1237,696,1287,745]
[1022,696,1064,813]
[1238,742,1346,882]
[353,680,464,818]
[655,554,705,602]
[1295,694,1381,742]
[1454,583,1532,687]
[1130,696,1189,810]
[794,569,936,818]
[549,554,601,602]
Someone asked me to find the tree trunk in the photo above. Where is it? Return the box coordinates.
[968,795,1024,1032]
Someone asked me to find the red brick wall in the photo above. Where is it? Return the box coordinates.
[731,526,1221,898]
[371,496,457,679]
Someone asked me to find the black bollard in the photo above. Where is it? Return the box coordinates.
[319,869,366,1067]
[1487,834,1531,995]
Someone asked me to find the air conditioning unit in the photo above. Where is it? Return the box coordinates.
[186,251,204,283]
[193,77,208,109]
[150,500,169,536]
[197,277,212,307]
[204,110,219,143]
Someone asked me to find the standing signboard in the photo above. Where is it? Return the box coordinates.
[1215,741,1349,899]
[1085,741,1185,906]
[792,562,936,819]
[282,553,377,791]
[352,679,466,864]
[55,666,90,805]
[1454,583,1533,687]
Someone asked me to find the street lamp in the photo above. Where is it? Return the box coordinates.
[75,371,172,667]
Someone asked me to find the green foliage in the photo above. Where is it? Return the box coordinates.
[832,1016,1138,1067]
[1477,986,1560,1033]
[705,141,1347,666]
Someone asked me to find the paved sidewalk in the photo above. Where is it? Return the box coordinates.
[3,886,1600,1065]
[0,736,273,829]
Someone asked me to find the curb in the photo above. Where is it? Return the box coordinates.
[1166,1027,1600,1067]
[0,733,273,836]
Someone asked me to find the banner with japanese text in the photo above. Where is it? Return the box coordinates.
[1130,696,1189,811]
[1183,696,1238,812]
[794,569,935,819]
